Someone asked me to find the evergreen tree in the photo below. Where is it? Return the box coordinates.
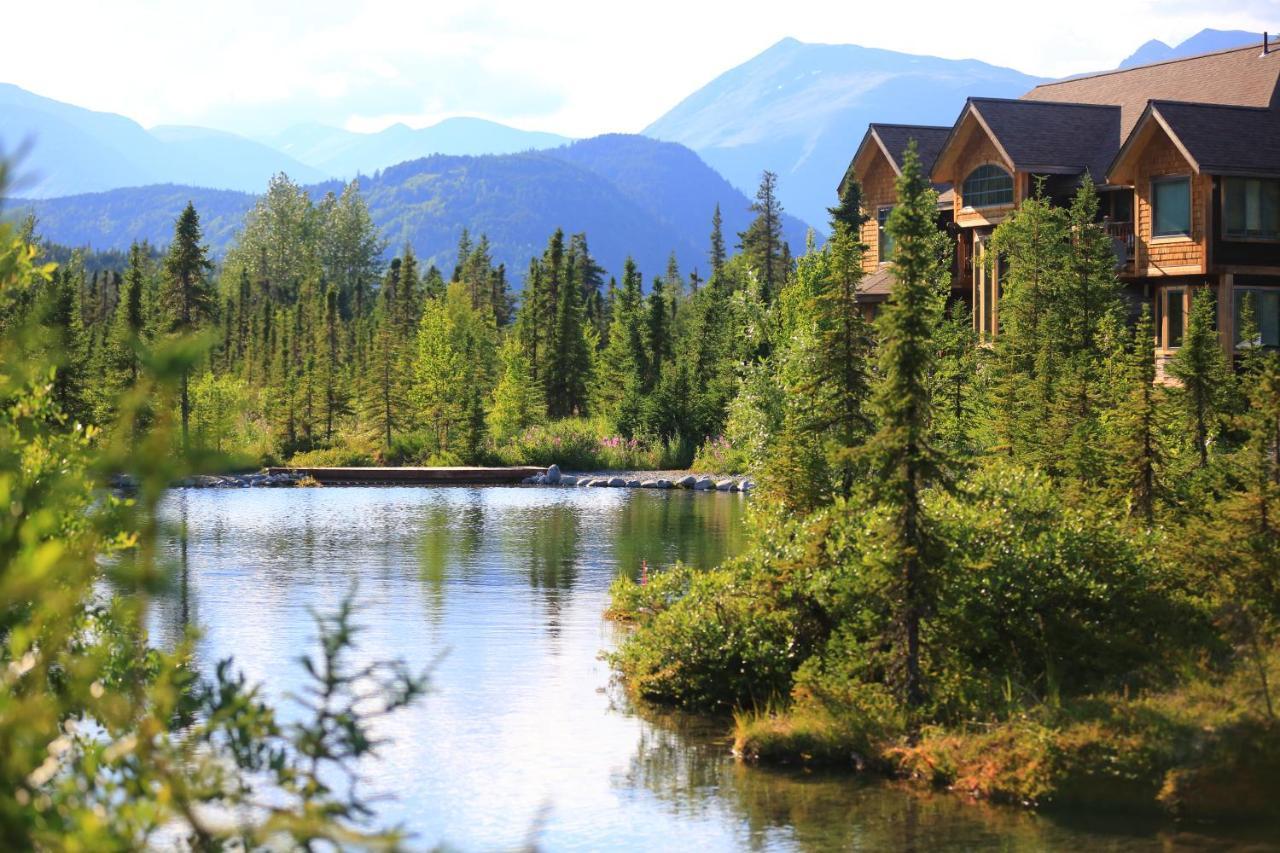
[738,171,787,303]
[591,258,647,429]
[545,246,591,419]
[1169,288,1233,468]
[1109,305,1160,524]
[861,142,951,708]
[321,285,346,441]
[645,277,671,389]
[103,242,148,403]
[829,164,870,239]
[160,202,216,450]
[709,204,726,278]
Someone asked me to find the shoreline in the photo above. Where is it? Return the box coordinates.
[527,464,754,491]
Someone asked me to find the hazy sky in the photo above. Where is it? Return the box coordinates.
[5,0,1276,137]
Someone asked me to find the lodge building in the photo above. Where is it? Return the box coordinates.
[844,37,1280,365]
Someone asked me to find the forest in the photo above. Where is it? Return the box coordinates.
[16,169,794,473]
[2,132,1279,847]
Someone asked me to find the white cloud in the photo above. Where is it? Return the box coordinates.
[2,0,1273,137]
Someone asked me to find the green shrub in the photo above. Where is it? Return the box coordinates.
[691,435,749,474]
[490,417,680,470]
[925,462,1217,715]
[609,564,801,712]
[288,438,376,468]
[605,563,696,621]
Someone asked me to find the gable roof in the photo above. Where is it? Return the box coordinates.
[845,123,951,189]
[1109,100,1280,182]
[844,123,955,208]
[868,124,953,175]
[1023,41,1280,138]
[933,98,1121,183]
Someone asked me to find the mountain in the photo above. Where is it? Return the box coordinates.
[264,118,571,178]
[643,38,1044,227]
[13,134,798,285]
[1119,29,1261,68]
[0,83,322,197]
[545,134,810,262]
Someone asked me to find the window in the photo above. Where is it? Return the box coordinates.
[962,165,1014,208]
[1164,287,1185,349]
[1152,177,1191,237]
[877,207,894,262]
[1224,177,1280,241]
[1235,289,1280,348]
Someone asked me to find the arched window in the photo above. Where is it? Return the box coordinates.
[963,165,1014,208]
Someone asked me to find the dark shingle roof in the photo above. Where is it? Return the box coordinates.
[1023,41,1280,138]
[970,98,1122,180]
[868,124,952,173]
[1152,101,1280,177]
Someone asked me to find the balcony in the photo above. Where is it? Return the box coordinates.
[1104,220,1135,270]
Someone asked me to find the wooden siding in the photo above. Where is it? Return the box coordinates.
[1133,129,1209,276]
[858,150,899,272]
[951,129,1016,228]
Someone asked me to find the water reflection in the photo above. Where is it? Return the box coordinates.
[151,486,1265,852]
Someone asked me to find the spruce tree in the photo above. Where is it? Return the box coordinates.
[104,242,147,399]
[861,142,950,708]
[738,171,786,303]
[160,202,216,450]
[709,204,727,278]
[1169,288,1233,468]
[591,258,647,429]
[545,250,591,418]
[829,164,869,239]
[645,277,671,390]
[1110,305,1160,524]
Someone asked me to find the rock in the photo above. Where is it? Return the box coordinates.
[675,475,697,489]
[533,473,546,485]
[741,480,755,491]
[109,473,138,490]
[654,479,672,489]
[626,479,642,487]
[608,477,627,487]
[693,477,715,491]
[639,480,658,488]
[716,479,734,491]
[521,476,536,484]
[591,479,611,487]
[560,475,578,486]
[545,464,562,485]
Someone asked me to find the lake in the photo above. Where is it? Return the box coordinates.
[153,486,1274,851]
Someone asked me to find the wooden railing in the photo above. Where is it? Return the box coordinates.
[1104,220,1135,266]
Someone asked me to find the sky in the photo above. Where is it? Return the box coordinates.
[4,0,1277,138]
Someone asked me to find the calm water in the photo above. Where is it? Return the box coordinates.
[153,487,1275,851]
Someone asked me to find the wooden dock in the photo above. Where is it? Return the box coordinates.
[266,466,545,485]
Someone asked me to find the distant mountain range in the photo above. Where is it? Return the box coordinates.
[2,28,1258,255]
[1119,29,1260,69]
[0,84,324,197]
[263,119,570,179]
[643,38,1045,227]
[14,134,810,286]
[0,84,571,199]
